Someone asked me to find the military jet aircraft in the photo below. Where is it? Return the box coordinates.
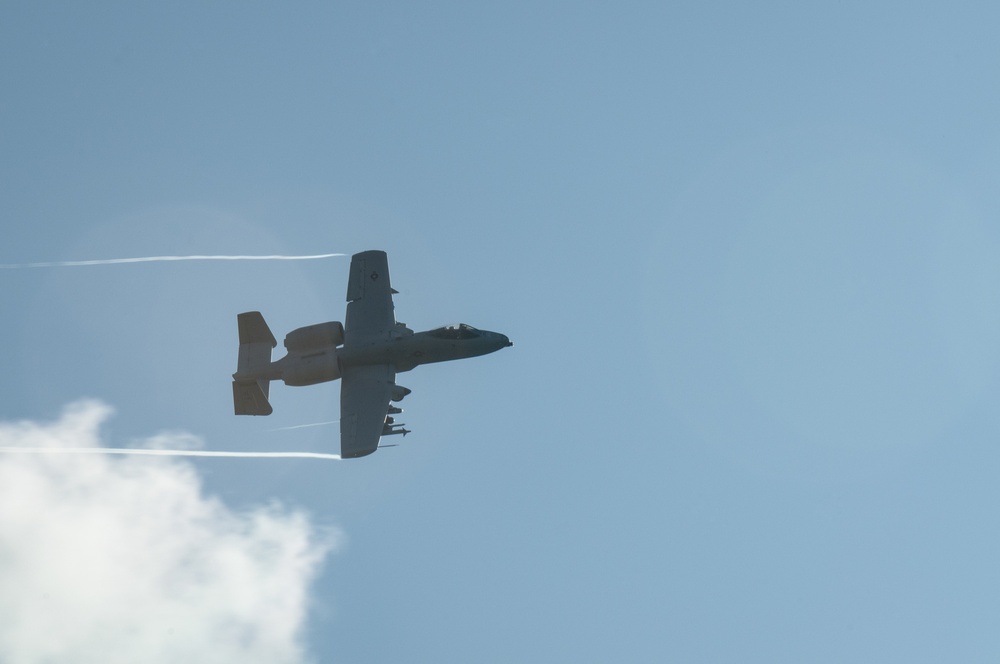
[232,250,512,458]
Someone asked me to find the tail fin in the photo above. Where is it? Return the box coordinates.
[238,311,277,348]
[233,379,273,415]
[233,312,277,416]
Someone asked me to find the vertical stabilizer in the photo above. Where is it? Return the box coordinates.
[233,379,273,415]
[238,311,277,347]
[233,311,277,415]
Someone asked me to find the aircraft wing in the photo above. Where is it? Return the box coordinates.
[340,363,395,458]
[345,250,395,343]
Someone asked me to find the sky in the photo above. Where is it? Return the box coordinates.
[3,2,1000,662]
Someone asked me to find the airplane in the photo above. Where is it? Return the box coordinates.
[231,250,512,458]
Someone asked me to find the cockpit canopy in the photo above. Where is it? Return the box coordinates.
[429,323,481,340]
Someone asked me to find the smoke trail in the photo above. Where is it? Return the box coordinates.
[269,420,340,431]
[0,447,341,460]
[0,253,345,268]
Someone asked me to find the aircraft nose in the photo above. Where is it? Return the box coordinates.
[502,334,513,348]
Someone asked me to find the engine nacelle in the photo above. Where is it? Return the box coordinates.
[284,321,344,352]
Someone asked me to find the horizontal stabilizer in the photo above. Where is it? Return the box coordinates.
[233,380,273,416]
[237,311,277,347]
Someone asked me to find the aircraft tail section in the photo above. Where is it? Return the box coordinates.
[238,311,277,347]
[233,311,277,415]
[233,378,273,415]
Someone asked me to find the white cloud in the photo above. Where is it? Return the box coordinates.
[0,400,337,664]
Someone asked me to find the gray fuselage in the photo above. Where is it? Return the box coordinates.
[246,324,511,388]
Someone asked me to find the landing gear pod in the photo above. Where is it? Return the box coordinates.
[390,384,411,402]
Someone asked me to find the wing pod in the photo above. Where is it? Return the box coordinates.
[389,384,411,402]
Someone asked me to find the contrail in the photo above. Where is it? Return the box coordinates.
[269,420,340,431]
[0,253,345,268]
[0,447,342,460]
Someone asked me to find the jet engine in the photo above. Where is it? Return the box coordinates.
[284,321,344,351]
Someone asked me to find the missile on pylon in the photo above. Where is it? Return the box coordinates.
[381,422,410,437]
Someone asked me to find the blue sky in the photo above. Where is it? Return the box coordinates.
[4,2,1000,662]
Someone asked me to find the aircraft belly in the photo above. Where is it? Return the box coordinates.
[340,339,433,370]
[339,336,497,372]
